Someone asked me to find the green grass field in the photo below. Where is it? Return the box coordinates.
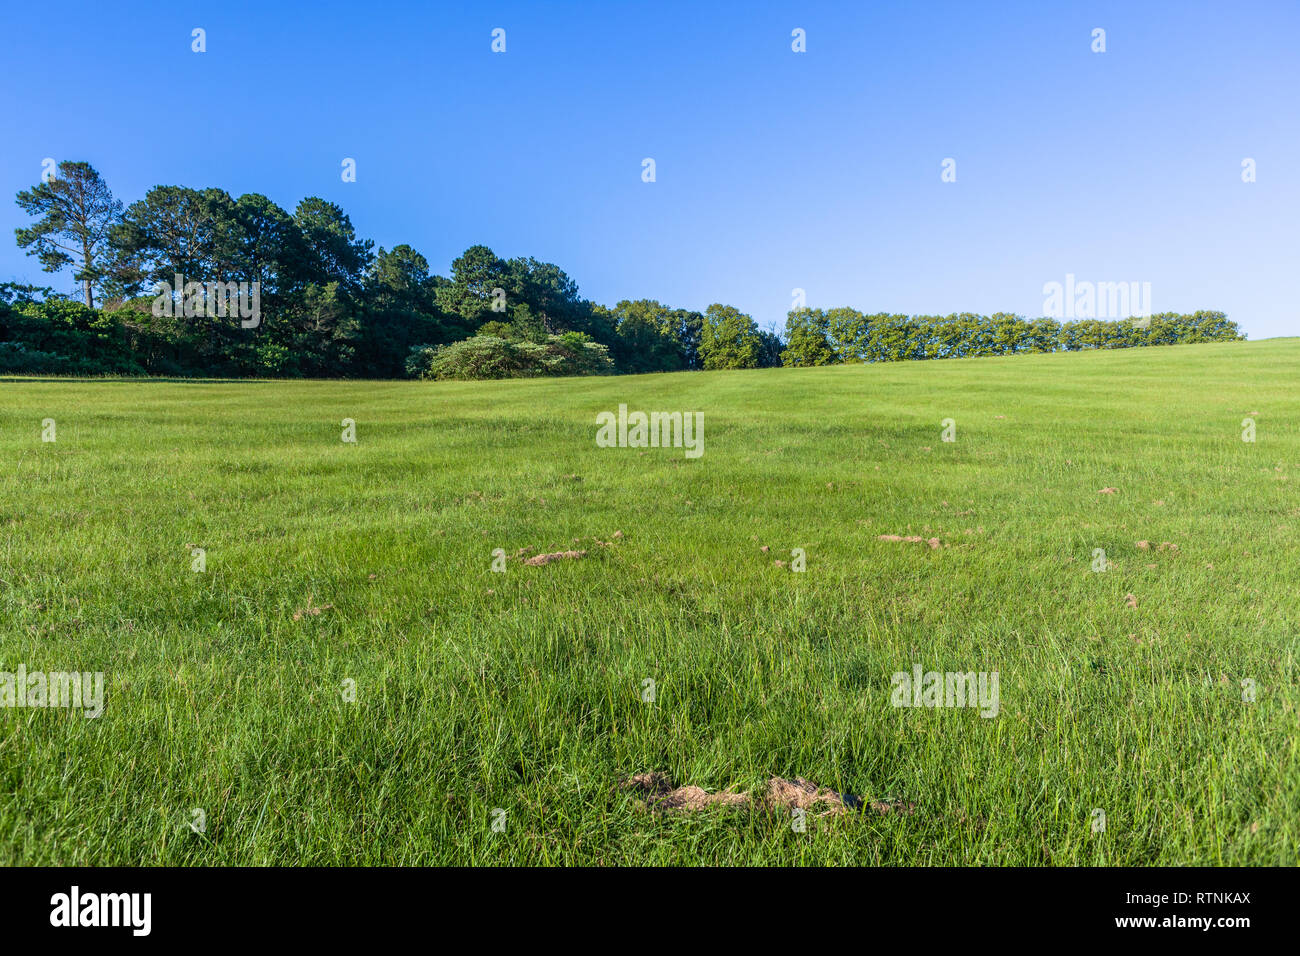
[2,338,1297,865]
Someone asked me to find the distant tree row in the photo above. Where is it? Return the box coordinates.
[781,310,1242,367]
[5,161,1241,379]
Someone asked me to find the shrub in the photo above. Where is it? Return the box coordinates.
[406,333,613,380]
[0,341,67,374]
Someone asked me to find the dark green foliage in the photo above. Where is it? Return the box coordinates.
[0,341,66,374]
[9,165,1242,380]
[756,328,784,368]
[0,294,145,375]
[600,299,703,373]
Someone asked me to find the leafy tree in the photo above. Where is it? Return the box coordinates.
[506,302,548,343]
[672,308,705,370]
[108,186,253,367]
[757,328,783,367]
[110,186,245,292]
[824,307,870,360]
[282,282,359,375]
[781,308,838,366]
[356,245,461,376]
[0,282,57,306]
[293,198,374,290]
[434,245,510,323]
[506,256,581,333]
[234,193,305,295]
[699,303,762,369]
[606,299,690,372]
[14,161,122,307]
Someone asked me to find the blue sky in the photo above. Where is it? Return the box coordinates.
[2,0,1296,338]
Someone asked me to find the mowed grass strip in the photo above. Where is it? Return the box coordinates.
[1,338,1297,865]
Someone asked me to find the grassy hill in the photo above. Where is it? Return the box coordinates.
[1,337,1297,864]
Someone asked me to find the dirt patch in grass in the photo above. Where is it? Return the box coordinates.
[1137,540,1179,553]
[292,600,334,621]
[878,534,941,549]
[522,549,587,566]
[625,773,748,810]
[517,531,623,562]
[623,772,914,816]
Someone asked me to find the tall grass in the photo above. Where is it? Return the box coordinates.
[1,338,1296,864]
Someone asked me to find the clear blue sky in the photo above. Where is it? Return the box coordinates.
[2,0,1296,338]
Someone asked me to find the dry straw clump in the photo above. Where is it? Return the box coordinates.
[623,772,914,817]
[522,550,587,566]
[878,534,942,549]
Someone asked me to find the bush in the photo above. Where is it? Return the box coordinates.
[0,341,67,374]
[406,333,613,380]
[0,297,147,375]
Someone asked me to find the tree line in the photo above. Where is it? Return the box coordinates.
[780,309,1242,366]
[3,161,1241,379]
